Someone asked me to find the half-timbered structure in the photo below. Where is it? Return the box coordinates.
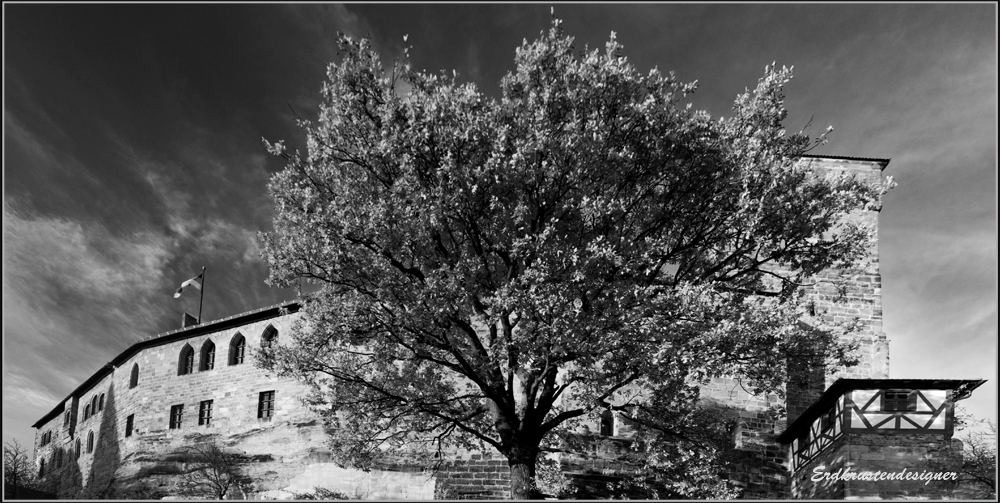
[778,378,985,499]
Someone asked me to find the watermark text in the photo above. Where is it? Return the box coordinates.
[812,466,957,485]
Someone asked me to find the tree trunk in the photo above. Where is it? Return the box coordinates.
[508,445,541,500]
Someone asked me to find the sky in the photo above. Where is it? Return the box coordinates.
[4,4,996,451]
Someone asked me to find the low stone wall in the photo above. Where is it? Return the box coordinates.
[433,453,512,499]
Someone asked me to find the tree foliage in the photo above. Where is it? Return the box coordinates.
[259,18,892,498]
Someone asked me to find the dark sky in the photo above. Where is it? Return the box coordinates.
[4,4,996,449]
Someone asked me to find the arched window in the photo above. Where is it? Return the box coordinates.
[75,439,81,459]
[91,395,98,415]
[200,340,216,371]
[130,363,139,388]
[64,410,71,427]
[39,458,45,478]
[261,325,278,348]
[84,404,91,420]
[229,333,246,365]
[99,393,105,411]
[178,344,195,375]
[87,431,94,453]
[599,410,615,437]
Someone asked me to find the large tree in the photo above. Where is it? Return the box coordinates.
[259,20,892,498]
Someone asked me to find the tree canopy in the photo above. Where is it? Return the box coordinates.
[259,19,892,498]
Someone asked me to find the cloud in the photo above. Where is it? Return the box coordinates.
[2,203,174,346]
[283,4,375,70]
[4,109,107,198]
[2,203,177,444]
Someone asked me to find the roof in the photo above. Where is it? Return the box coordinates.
[776,378,986,443]
[32,300,301,429]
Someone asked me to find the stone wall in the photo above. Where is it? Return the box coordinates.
[791,432,961,499]
[32,308,348,499]
[787,157,890,425]
[32,306,511,500]
[697,157,890,498]
[790,435,849,499]
[433,452,512,499]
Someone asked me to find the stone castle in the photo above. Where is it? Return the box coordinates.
[30,156,986,499]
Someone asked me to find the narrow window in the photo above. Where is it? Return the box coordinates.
[261,326,278,348]
[91,395,98,415]
[56,448,63,469]
[199,400,214,426]
[883,390,917,412]
[821,408,837,431]
[599,410,615,436]
[125,414,134,437]
[200,340,216,371]
[178,344,195,375]
[84,404,91,420]
[75,439,81,459]
[258,391,275,421]
[229,333,246,365]
[39,458,45,478]
[64,410,71,427]
[99,393,105,411]
[87,431,94,453]
[169,404,184,429]
[130,363,140,388]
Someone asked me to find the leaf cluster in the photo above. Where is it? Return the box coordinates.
[259,19,891,473]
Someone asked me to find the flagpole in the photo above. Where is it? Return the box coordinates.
[198,266,206,324]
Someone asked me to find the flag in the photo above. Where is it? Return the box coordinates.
[173,273,203,298]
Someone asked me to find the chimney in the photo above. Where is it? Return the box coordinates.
[182,313,198,328]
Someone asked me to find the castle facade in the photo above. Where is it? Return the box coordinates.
[30,156,985,499]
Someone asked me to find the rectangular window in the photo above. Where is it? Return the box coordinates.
[258,391,275,421]
[883,390,917,412]
[125,414,134,437]
[199,400,214,426]
[169,404,184,429]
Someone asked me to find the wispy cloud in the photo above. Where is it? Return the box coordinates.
[2,203,176,434]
